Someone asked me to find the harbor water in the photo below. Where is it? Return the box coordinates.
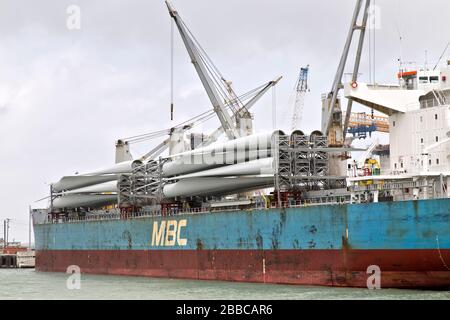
[1,269,449,300]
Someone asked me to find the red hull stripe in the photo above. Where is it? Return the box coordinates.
[36,249,450,288]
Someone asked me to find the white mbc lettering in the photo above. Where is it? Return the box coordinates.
[151,219,187,247]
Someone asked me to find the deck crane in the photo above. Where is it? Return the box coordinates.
[346,112,389,139]
[357,138,379,168]
[165,1,241,140]
[222,77,254,137]
[141,79,282,159]
[114,78,282,162]
[422,136,450,173]
[198,76,283,148]
[323,0,371,145]
[291,66,309,131]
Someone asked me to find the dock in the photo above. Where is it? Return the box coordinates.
[0,243,35,268]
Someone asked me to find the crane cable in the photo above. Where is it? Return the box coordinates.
[368,0,376,117]
[433,40,450,71]
[170,19,174,121]
[272,85,277,130]
[122,81,271,145]
[179,16,242,115]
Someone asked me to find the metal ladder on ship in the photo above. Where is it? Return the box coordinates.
[432,89,448,106]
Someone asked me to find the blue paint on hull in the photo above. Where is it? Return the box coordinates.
[34,198,450,251]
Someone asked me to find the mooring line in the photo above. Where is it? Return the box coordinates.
[436,235,450,271]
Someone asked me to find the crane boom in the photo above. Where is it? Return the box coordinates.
[242,76,283,115]
[198,76,283,147]
[140,140,170,161]
[291,66,309,130]
[165,1,240,140]
[323,0,371,140]
[134,79,281,161]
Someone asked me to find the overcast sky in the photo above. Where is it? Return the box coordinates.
[1,0,449,242]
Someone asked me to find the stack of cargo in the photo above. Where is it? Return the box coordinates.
[51,131,284,209]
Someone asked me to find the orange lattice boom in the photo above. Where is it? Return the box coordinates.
[348,112,389,133]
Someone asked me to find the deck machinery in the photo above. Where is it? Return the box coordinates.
[32,1,450,289]
[47,1,355,217]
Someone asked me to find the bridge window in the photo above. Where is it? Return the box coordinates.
[436,136,439,142]
[419,76,429,84]
[430,76,439,83]
[435,114,438,120]
[437,159,440,165]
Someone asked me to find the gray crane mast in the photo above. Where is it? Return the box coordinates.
[323,0,371,146]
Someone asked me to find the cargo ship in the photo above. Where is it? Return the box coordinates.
[32,0,450,288]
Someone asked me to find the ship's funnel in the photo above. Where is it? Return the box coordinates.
[167,157,275,180]
[291,130,305,137]
[81,160,143,176]
[163,176,274,198]
[162,131,281,177]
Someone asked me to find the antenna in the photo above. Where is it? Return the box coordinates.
[170,18,174,121]
[395,0,404,74]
